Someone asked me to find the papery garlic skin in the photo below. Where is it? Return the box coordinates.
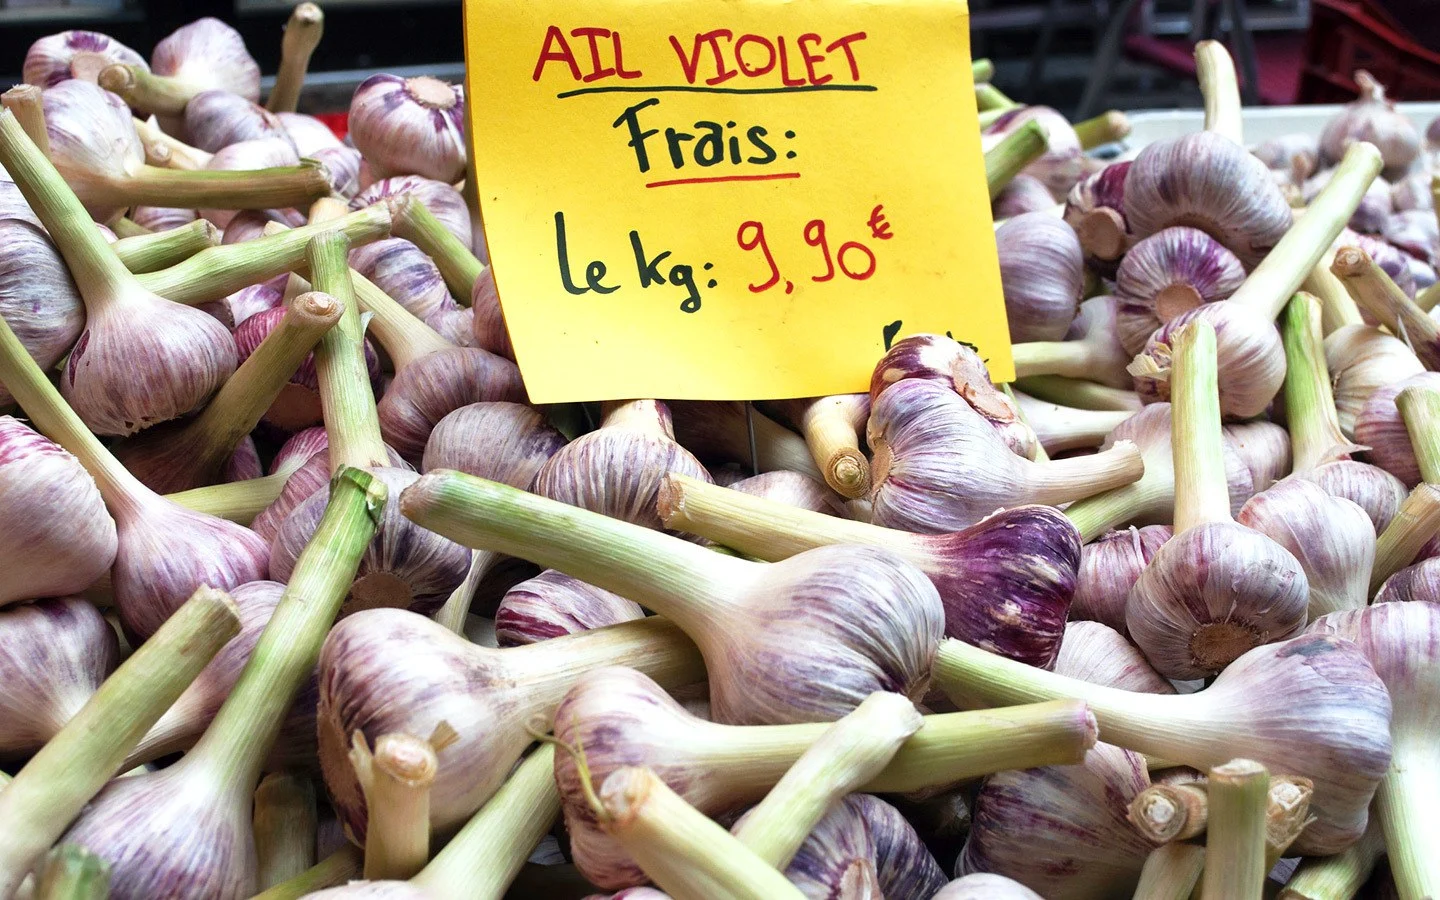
[995,212,1085,342]
[495,570,644,646]
[1392,173,1433,212]
[730,470,847,516]
[350,239,470,346]
[1124,131,1293,268]
[315,146,363,199]
[421,401,566,488]
[1222,420,1292,494]
[1252,134,1319,185]
[348,75,466,183]
[1064,161,1130,264]
[41,79,146,224]
[130,205,198,233]
[470,270,513,359]
[1319,71,1421,177]
[353,176,472,249]
[1072,526,1171,635]
[0,417,116,606]
[150,16,261,103]
[1237,479,1375,618]
[0,596,117,758]
[1375,557,1440,603]
[933,874,1044,900]
[1356,372,1440,487]
[958,743,1155,899]
[23,30,148,88]
[1297,459,1408,535]
[1129,302,1285,420]
[782,794,948,900]
[1326,324,1425,436]
[1053,620,1174,694]
[375,347,527,464]
[278,112,343,155]
[0,220,85,408]
[993,173,1055,219]
[1114,226,1246,355]
[1125,521,1308,680]
[184,91,294,154]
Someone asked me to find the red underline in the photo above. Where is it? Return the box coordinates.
[644,172,802,188]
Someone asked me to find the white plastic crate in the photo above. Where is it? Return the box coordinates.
[1120,101,1440,151]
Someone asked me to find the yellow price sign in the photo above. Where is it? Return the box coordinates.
[464,0,1011,404]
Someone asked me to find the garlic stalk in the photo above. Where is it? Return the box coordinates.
[658,472,1080,668]
[0,586,240,896]
[316,611,704,842]
[1129,777,1209,843]
[36,844,111,900]
[1133,844,1206,900]
[866,378,1144,532]
[1276,820,1383,900]
[57,468,386,899]
[1011,295,1132,389]
[932,632,1393,855]
[109,218,220,273]
[1125,320,1307,679]
[1282,294,1364,472]
[667,400,824,479]
[112,290,342,492]
[401,469,943,724]
[1356,373,1440,489]
[1398,384,1440,485]
[389,193,484,302]
[1015,374,1144,412]
[1074,110,1131,149]
[105,17,259,114]
[165,469,293,525]
[983,106,1083,198]
[252,847,363,900]
[133,204,393,304]
[267,3,324,114]
[254,773,317,890]
[1195,41,1243,144]
[1013,392,1133,454]
[132,115,213,170]
[2,84,47,154]
[551,666,1097,889]
[1332,245,1440,370]
[1200,759,1270,900]
[756,394,871,498]
[984,119,1047,199]
[352,731,439,881]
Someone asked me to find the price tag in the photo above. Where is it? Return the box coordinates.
[464,0,1012,404]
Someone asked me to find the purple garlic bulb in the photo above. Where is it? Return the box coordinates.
[1114,226,1246,356]
[421,401,566,486]
[353,176,472,249]
[1071,526,1171,636]
[494,570,645,646]
[995,211,1084,342]
[23,30,147,88]
[348,75,466,183]
[1063,160,1130,264]
[375,346,527,464]
[150,17,260,104]
[1053,620,1174,694]
[183,90,295,154]
[0,597,118,758]
[780,794,948,900]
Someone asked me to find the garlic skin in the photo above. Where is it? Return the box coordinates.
[982,107,1084,198]
[1129,303,1285,420]
[1374,557,1440,603]
[1114,226,1246,355]
[1063,161,1130,264]
[534,400,713,533]
[1382,208,1439,263]
[730,471,847,516]
[375,347,527,464]
[1356,372,1440,487]
[1237,478,1375,617]
[184,91,294,154]
[470,270,513,359]
[867,378,1143,533]
[269,467,470,618]
[348,75,466,183]
[996,212,1085,342]
[0,596,117,758]
[1125,521,1309,680]
[351,239,471,347]
[130,205,198,233]
[421,401,565,487]
[314,146,363,199]
[494,570,644,646]
[993,173,1055,219]
[224,437,261,483]
[230,305,371,433]
[1305,170,1392,234]
[1124,131,1294,268]
[150,16,261,104]
[1326,324,1425,436]
[0,417,116,606]
[870,333,1036,460]
[278,112,343,156]
[958,743,1155,899]
[1251,134,1319,185]
[1222,422,1290,495]
[1071,526,1171,635]
[1053,620,1173,694]
[220,281,283,329]
[0,220,84,408]
[1319,71,1421,176]
[1298,460,1408,535]
[23,30,148,88]
[249,445,407,545]
[782,794,947,900]
[934,874,1044,900]
[1391,173,1433,212]
[353,176,472,250]
[41,79,146,224]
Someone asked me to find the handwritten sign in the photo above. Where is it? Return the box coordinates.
[464,0,1012,404]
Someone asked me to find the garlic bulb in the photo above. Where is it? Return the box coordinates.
[934,874,1044,900]
[0,597,117,758]
[996,211,1085,342]
[353,176,472,250]
[1129,302,1285,420]
[1012,295,1132,389]
[218,280,283,329]
[959,743,1156,899]
[150,16,261,104]
[421,401,565,485]
[130,205,198,233]
[1382,208,1438,263]
[23,30,147,88]
[1053,620,1174,694]
[1374,556,1440,603]
[535,400,713,534]
[782,794,947,900]
[1326,324,1425,436]
[350,239,471,346]
[982,106,1084,198]
[184,90,294,154]
[730,470,847,516]
[1071,525,1171,635]
[249,443,407,545]
[349,75,466,183]
[1222,420,1292,493]
[933,631,1393,855]
[1319,71,1421,176]
[1251,134,1319,185]
[1356,372,1440,487]
[1114,226,1246,355]
[494,570,644,646]
[278,112,343,156]
[1124,131,1293,268]
[870,333,1036,460]
[470,270,513,360]
[1391,172,1433,212]
[1237,478,1375,617]
[315,146,363,199]
[1344,229,1418,298]
[270,467,471,618]
[1011,392,1132,455]
[1304,169,1392,234]
[1063,161,1130,264]
[666,400,825,480]
[867,378,1144,533]
[0,417,116,606]
[0,219,84,409]
[993,173,1055,219]
[230,303,377,433]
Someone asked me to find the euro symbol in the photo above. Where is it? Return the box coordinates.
[868,205,892,240]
